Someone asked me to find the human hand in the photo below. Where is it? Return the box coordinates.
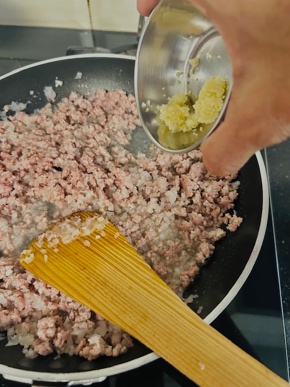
[137,0,290,176]
[137,0,160,16]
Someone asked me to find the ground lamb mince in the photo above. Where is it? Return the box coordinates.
[0,89,242,360]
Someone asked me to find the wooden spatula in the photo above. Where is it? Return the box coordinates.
[20,212,287,386]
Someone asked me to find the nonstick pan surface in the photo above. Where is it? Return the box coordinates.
[0,54,269,384]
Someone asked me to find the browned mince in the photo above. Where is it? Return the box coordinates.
[0,89,242,360]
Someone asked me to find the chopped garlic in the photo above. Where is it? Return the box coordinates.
[158,76,226,134]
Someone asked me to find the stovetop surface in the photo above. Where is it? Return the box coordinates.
[0,25,289,386]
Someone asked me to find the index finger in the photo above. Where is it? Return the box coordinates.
[137,0,160,16]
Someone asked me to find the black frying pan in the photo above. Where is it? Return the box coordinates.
[0,54,269,385]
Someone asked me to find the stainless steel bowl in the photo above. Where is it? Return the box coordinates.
[135,0,232,152]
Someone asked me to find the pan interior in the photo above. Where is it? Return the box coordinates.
[0,54,268,380]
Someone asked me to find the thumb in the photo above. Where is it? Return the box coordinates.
[201,82,290,176]
[200,82,260,177]
[200,121,257,177]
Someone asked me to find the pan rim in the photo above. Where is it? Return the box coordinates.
[0,53,136,82]
[0,54,269,383]
[204,150,269,323]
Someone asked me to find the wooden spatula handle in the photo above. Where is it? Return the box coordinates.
[21,214,288,386]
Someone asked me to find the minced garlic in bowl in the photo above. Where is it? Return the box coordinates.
[157,76,227,149]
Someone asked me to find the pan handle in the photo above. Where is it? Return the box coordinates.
[67,377,107,386]
[31,377,107,386]
[1,374,107,386]
[31,385,66,387]
[66,46,111,55]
